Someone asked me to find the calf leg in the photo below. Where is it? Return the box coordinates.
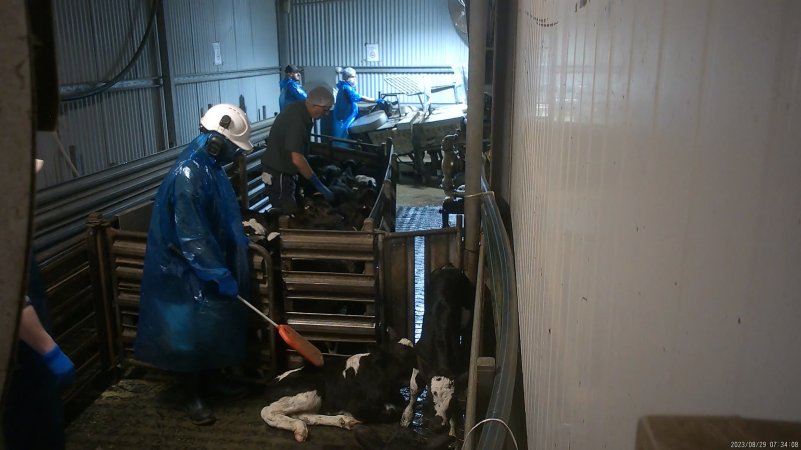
[296,413,361,430]
[401,368,420,427]
[260,391,322,442]
[430,375,455,435]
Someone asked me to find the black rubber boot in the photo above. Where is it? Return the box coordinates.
[179,372,216,426]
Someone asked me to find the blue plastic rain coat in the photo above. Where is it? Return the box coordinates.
[279,78,308,111]
[332,80,363,140]
[134,133,250,372]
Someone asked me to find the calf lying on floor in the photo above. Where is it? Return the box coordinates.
[261,338,416,442]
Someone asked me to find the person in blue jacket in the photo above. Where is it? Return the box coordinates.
[332,67,383,141]
[279,64,307,111]
[3,159,75,450]
[134,104,253,426]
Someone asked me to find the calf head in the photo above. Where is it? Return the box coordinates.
[290,195,343,229]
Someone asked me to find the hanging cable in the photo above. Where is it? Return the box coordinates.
[49,131,81,177]
[462,417,520,450]
[61,0,161,102]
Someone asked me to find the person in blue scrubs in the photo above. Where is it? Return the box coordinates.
[134,104,254,426]
[279,64,307,111]
[332,67,383,141]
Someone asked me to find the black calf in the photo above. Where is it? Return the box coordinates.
[261,338,416,442]
[402,264,474,436]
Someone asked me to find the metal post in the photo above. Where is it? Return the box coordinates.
[0,0,34,403]
[464,0,490,283]
[463,237,486,450]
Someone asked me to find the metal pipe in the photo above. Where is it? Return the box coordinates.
[464,0,489,283]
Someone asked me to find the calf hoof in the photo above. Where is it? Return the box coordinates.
[293,427,309,442]
[400,413,413,427]
[340,416,361,430]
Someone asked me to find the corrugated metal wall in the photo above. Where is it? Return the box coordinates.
[283,0,468,105]
[508,0,801,448]
[39,0,279,188]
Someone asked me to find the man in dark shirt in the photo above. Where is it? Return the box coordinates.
[261,86,335,213]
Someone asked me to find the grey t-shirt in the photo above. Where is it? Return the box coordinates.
[262,100,313,174]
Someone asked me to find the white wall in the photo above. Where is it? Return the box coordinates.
[509,1,801,448]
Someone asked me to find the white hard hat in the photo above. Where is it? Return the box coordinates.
[342,67,357,79]
[200,104,253,151]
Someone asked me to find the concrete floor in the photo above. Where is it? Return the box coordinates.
[65,374,423,450]
[396,162,448,207]
[397,183,445,207]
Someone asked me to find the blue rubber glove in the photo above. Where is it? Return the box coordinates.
[375,98,385,105]
[310,174,335,202]
[42,344,75,385]
[217,276,239,298]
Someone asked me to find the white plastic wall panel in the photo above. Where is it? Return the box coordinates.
[509,1,801,448]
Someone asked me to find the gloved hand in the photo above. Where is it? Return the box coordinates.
[42,344,75,385]
[375,98,385,105]
[217,276,239,298]
[310,174,335,202]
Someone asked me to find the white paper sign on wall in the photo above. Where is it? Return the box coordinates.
[365,44,379,62]
[212,42,222,66]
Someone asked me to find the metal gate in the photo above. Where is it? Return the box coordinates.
[379,223,464,341]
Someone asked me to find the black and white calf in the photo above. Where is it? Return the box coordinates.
[402,264,475,436]
[261,338,416,442]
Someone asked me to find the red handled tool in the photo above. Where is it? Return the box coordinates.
[236,295,324,367]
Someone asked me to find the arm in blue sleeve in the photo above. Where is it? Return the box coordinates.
[346,84,362,103]
[291,83,308,102]
[172,166,232,285]
[310,174,335,201]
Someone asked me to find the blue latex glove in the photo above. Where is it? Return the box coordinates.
[217,276,239,298]
[42,344,75,385]
[310,174,335,202]
[375,98,385,105]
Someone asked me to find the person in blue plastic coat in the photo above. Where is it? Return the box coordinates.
[134,104,253,426]
[3,159,75,450]
[279,64,307,111]
[332,67,383,141]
